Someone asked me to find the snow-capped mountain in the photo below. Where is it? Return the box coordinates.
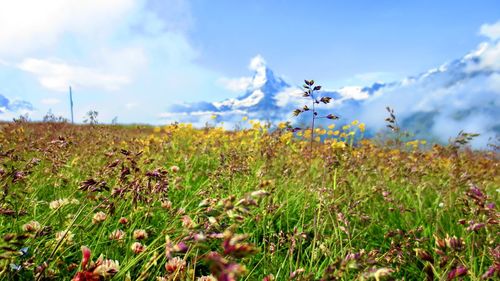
[163,40,500,147]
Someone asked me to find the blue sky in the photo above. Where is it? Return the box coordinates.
[0,0,499,124]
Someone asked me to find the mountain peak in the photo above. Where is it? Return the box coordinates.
[247,54,284,91]
[213,55,290,112]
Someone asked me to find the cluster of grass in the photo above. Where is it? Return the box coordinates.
[0,120,498,280]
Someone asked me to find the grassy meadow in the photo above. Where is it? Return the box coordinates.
[0,120,498,280]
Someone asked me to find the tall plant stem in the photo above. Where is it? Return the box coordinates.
[310,93,315,155]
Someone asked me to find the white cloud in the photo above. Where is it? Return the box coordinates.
[0,0,136,56]
[144,0,194,33]
[18,58,131,92]
[338,86,370,100]
[479,20,500,40]
[216,55,272,93]
[217,77,252,92]
[274,87,303,107]
[466,41,500,72]
[477,41,500,70]
[41,98,61,105]
[488,73,500,91]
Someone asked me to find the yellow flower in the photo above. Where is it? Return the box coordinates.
[280,132,293,143]
[278,122,287,129]
[342,125,351,131]
[331,141,346,149]
[314,136,321,142]
[333,130,340,136]
[328,124,335,129]
[351,120,359,126]
[210,114,217,120]
[358,123,366,133]
[153,127,161,133]
[242,116,248,121]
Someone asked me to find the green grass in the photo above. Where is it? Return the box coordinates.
[0,122,498,280]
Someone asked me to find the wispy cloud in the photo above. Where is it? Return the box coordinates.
[479,20,500,40]
[217,77,253,92]
[0,0,136,56]
[18,58,131,92]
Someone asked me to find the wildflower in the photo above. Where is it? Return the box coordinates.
[49,198,70,210]
[359,123,366,132]
[172,241,188,252]
[161,200,172,209]
[445,235,464,251]
[92,212,107,224]
[206,252,246,281]
[133,229,148,240]
[109,230,125,241]
[170,166,180,173]
[193,233,206,242]
[92,257,120,278]
[262,274,275,281]
[222,230,257,258]
[55,230,74,245]
[290,268,305,279]
[210,114,218,120]
[447,265,468,280]
[130,242,145,254]
[328,124,335,129]
[278,122,287,129]
[434,235,446,249]
[415,248,434,263]
[165,257,186,273]
[351,120,359,126]
[119,217,129,225]
[242,116,248,121]
[466,221,486,232]
[332,141,346,149]
[181,215,197,229]
[22,220,41,233]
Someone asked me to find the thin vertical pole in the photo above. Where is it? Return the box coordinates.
[69,86,74,124]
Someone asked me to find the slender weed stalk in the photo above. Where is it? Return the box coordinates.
[292,79,338,155]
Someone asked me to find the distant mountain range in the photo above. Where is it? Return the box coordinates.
[163,40,500,148]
